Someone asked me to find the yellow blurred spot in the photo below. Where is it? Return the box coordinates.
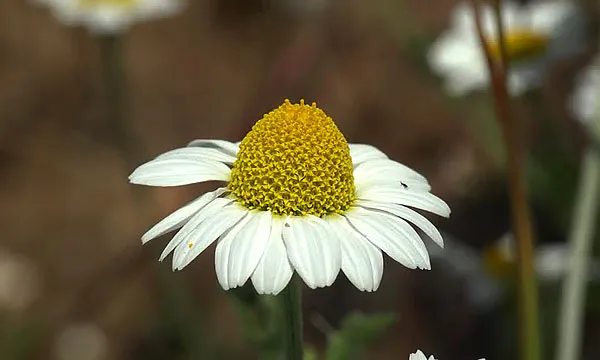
[78,0,137,9]
[482,234,516,278]
[486,31,548,63]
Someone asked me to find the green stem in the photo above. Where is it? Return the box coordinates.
[280,277,303,360]
[555,81,600,360]
[470,1,541,360]
[100,35,135,164]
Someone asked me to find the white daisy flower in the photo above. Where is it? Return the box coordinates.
[571,56,599,126]
[485,232,600,282]
[36,0,184,34]
[410,350,437,360]
[129,100,450,295]
[410,349,486,360]
[428,1,585,96]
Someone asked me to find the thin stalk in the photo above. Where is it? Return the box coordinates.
[470,1,541,360]
[491,0,509,78]
[555,80,600,360]
[280,277,303,360]
[100,35,135,164]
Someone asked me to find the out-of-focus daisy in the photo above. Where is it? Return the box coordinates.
[129,100,450,295]
[483,232,600,282]
[36,0,184,34]
[571,56,599,126]
[428,1,586,96]
[410,349,485,360]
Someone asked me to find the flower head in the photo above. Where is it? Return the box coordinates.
[428,1,586,96]
[36,0,184,34]
[129,100,450,295]
[571,56,599,126]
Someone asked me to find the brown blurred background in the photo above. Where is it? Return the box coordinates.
[0,0,599,359]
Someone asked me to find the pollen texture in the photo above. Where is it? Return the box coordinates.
[229,99,355,217]
[486,31,548,63]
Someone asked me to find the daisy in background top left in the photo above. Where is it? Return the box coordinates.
[34,0,185,34]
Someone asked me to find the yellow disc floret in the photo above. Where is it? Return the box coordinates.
[229,99,355,217]
[486,30,548,63]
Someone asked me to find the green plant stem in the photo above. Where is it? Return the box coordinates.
[470,2,541,360]
[280,277,303,360]
[555,86,600,360]
[100,35,135,164]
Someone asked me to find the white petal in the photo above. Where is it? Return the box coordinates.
[129,158,231,187]
[187,139,240,157]
[444,63,489,96]
[141,188,227,244]
[356,200,444,248]
[223,210,273,289]
[530,2,575,32]
[450,1,475,30]
[353,158,431,191]
[572,58,599,124]
[349,144,388,166]
[543,4,589,62]
[357,186,451,218]
[428,34,481,74]
[409,350,435,360]
[357,158,426,181]
[172,203,248,270]
[156,147,236,165]
[327,214,383,292]
[282,215,341,289]
[250,217,294,295]
[215,215,251,290]
[158,197,233,262]
[344,208,430,270]
[362,209,430,269]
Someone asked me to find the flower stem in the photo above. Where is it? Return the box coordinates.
[470,1,541,360]
[555,81,600,360]
[280,277,303,360]
[100,34,135,164]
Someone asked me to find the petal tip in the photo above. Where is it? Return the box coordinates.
[141,235,155,244]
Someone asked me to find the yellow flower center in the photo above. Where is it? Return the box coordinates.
[482,235,515,279]
[77,0,136,8]
[486,30,548,63]
[229,99,355,217]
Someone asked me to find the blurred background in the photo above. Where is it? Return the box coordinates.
[1,0,600,359]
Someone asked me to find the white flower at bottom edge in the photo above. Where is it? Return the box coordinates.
[571,56,600,127]
[129,100,450,295]
[410,349,486,360]
[35,0,184,34]
[428,1,586,96]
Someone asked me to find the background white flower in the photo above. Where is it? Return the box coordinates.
[410,349,486,360]
[571,56,599,126]
[410,350,437,360]
[428,1,586,96]
[36,0,184,34]
[485,232,600,282]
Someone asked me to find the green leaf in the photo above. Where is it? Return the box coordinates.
[324,312,396,360]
